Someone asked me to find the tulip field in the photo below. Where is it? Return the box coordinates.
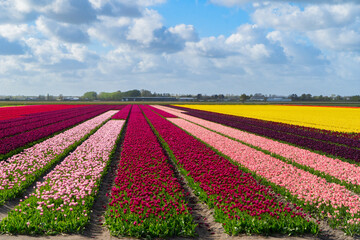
[0,104,359,239]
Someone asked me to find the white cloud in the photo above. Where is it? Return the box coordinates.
[0,24,31,41]
[88,16,131,45]
[251,2,360,54]
[36,16,90,43]
[169,24,198,42]
[308,28,360,51]
[127,9,162,45]
[42,0,97,24]
[0,0,38,23]
[88,8,194,54]
[267,31,328,65]
[188,24,286,63]
[252,3,360,31]
[136,0,167,7]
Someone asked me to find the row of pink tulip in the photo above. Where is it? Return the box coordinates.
[155,105,360,187]
[0,120,125,234]
[166,117,360,231]
[0,111,118,205]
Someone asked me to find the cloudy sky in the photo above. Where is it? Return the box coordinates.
[0,0,359,96]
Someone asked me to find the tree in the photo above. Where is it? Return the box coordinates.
[124,89,141,97]
[289,94,298,101]
[112,91,123,100]
[82,91,97,101]
[97,92,112,101]
[141,89,152,97]
[240,94,247,103]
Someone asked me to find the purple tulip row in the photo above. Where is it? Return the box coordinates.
[111,105,131,119]
[0,105,121,155]
[0,106,105,139]
[169,105,360,143]
[168,106,360,161]
[141,105,317,235]
[0,105,86,130]
[0,119,125,234]
[105,105,195,238]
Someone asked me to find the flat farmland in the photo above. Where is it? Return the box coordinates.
[0,104,359,240]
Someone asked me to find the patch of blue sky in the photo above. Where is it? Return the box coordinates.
[153,0,252,38]
[88,39,114,54]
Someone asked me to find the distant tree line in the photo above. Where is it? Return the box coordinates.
[288,94,360,102]
[1,90,358,102]
[81,89,172,101]
[80,90,360,102]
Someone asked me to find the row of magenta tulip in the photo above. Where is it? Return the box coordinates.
[155,105,360,190]
[0,105,83,121]
[0,106,92,138]
[111,105,132,119]
[169,106,360,161]
[105,105,196,238]
[0,111,118,206]
[0,105,124,156]
[141,105,318,235]
[161,112,360,235]
[0,119,125,234]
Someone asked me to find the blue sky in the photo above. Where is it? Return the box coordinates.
[0,0,359,96]
[154,1,251,37]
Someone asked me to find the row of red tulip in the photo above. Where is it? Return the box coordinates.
[105,105,195,238]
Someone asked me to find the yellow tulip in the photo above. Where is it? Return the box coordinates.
[176,105,360,133]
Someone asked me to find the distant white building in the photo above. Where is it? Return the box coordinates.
[249,95,265,101]
[267,97,292,102]
[178,97,195,102]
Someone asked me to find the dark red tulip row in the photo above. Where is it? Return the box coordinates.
[0,106,102,139]
[111,105,131,119]
[168,106,360,161]
[105,105,195,238]
[141,106,318,235]
[0,105,124,155]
